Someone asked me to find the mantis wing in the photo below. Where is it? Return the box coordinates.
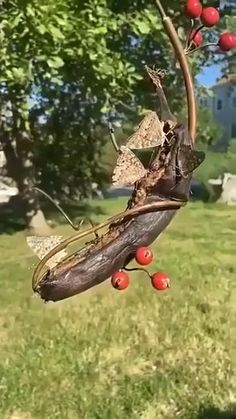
[126,111,165,149]
[27,235,67,269]
[112,146,146,186]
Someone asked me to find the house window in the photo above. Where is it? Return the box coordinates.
[231,123,236,139]
[216,99,223,110]
[232,97,236,108]
[200,98,208,107]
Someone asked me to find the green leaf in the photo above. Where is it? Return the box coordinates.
[47,57,64,69]
[0,0,223,201]
[135,20,150,35]
[48,24,65,40]
[38,24,47,35]
[51,76,63,85]
[11,67,26,81]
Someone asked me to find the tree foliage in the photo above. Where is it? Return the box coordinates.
[0,0,226,229]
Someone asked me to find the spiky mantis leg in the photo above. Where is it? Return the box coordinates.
[108,122,120,153]
[35,188,99,239]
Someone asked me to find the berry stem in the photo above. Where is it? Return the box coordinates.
[154,0,197,142]
[185,19,195,50]
[185,42,218,55]
[186,24,204,52]
[123,266,151,279]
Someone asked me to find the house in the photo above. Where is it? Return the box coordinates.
[204,53,236,150]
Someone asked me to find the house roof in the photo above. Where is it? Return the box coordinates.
[211,52,236,88]
[212,74,236,88]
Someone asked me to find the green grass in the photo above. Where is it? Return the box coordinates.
[0,199,235,419]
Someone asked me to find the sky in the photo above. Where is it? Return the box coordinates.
[193,0,234,87]
[197,64,222,87]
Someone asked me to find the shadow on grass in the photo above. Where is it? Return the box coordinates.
[198,406,236,419]
[0,202,25,234]
[0,198,106,235]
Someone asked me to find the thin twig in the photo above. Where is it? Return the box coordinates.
[154,0,197,142]
[155,0,167,18]
[186,42,218,56]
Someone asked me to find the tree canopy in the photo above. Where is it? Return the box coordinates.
[0,0,228,230]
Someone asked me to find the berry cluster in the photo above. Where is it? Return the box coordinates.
[111,246,170,292]
[184,0,236,53]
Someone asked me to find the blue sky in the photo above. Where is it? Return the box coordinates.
[197,64,222,87]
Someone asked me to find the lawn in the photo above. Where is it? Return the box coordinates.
[0,199,235,419]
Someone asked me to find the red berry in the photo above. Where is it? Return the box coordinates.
[184,0,202,19]
[111,271,129,290]
[189,30,203,47]
[201,7,220,27]
[218,32,236,52]
[151,272,170,291]
[135,246,153,266]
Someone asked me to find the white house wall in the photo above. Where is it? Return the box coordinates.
[211,83,236,148]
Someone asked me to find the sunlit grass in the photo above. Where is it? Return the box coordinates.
[0,199,235,418]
